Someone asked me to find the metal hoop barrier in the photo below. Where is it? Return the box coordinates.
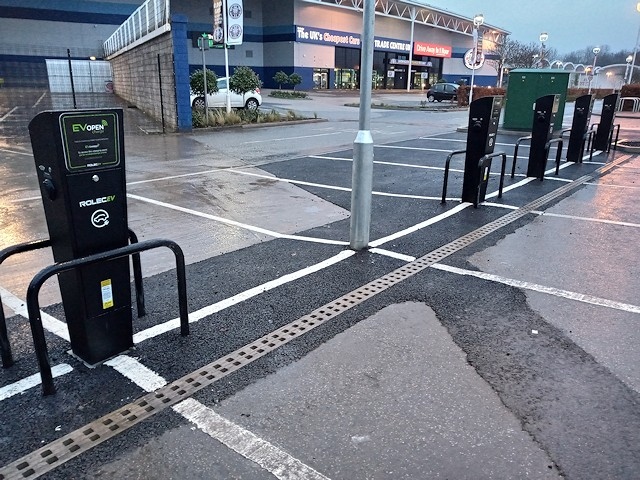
[0,239,50,368]
[610,124,621,152]
[0,230,146,369]
[618,97,640,113]
[441,149,467,204]
[545,138,564,178]
[475,152,507,208]
[511,135,532,178]
[27,239,188,395]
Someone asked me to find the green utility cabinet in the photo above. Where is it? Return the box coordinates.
[503,69,570,131]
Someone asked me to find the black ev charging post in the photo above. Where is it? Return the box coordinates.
[28,109,133,364]
[593,93,619,151]
[566,94,594,162]
[527,94,560,179]
[461,96,504,204]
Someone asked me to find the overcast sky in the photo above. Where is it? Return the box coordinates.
[422,0,640,55]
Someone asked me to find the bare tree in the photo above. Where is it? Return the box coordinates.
[486,38,549,81]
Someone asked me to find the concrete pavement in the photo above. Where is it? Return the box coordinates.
[1,88,640,479]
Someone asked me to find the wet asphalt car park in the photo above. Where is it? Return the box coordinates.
[1,88,640,479]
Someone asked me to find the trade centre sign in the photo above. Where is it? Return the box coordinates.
[295,25,411,53]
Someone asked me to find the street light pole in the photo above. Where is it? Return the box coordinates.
[539,32,548,68]
[349,0,375,250]
[629,2,640,85]
[468,13,484,105]
[588,46,600,94]
[625,55,633,84]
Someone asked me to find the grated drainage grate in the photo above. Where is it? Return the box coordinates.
[0,154,630,480]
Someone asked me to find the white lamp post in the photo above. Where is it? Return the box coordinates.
[625,54,633,84]
[469,13,484,105]
[629,2,640,85]
[539,32,548,68]
[588,46,600,94]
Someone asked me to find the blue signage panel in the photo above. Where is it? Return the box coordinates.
[295,25,411,53]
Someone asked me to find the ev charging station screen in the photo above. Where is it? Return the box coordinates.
[59,112,120,172]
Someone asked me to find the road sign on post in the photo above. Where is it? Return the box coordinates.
[226,0,243,46]
[212,0,224,46]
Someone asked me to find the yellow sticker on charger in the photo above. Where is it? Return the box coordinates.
[101,279,114,309]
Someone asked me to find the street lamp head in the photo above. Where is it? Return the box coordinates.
[628,55,634,63]
[593,47,601,55]
[539,32,549,43]
[637,1,640,13]
[473,13,484,27]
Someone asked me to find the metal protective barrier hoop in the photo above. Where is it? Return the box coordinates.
[0,230,146,368]
[475,152,507,208]
[441,149,466,204]
[0,239,51,368]
[511,135,532,178]
[545,138,564,178]
[27,238,189,395]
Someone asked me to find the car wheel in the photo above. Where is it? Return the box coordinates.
[245,98,259,111]
[427,95,435,102]
[192,97,206,110]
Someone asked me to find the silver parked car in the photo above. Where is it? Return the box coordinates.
[191,77,262,110]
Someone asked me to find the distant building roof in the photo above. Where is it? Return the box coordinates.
[300,0,510,44]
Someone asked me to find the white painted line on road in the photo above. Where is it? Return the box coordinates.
[0,106,18,123]
[309,155,527,177]
[369,248,416,262]
[484,161,574,200]
[431,263,640,315]
[133,250,356,343]
[175,399,332,480]
[126,193,348,246]
[127,168,221,186]
[107,355,331,480]
[482,203,640,229]
[0,147,32,157]
[243,132,341,144]
[105,355,168,391]
[0,364,73,401]
[584,182,640,189]
[369,202,471,248]
[33,91,47,108]
[226,168,453,201]
[375,145,454,153]
[0,285,70,342]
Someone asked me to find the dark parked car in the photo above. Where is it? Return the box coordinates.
[426,83,459,102]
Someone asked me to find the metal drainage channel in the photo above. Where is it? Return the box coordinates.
[0,154,630,480]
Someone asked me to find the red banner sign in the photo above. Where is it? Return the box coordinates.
[413,42,452,58]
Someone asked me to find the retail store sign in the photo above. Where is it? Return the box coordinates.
[295,26,410,53]
[464,49,486,70]
[413,42,452,58]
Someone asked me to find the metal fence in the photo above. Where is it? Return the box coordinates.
[46,60,113,93]
[103,0,171,58]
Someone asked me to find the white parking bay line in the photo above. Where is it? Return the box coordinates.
[0,364,73,401]
[431,263,640,315]
[133,250,356,343]
[243,132,341,145]
[0,286,70,342]
[175,399,331,480]
[0,106,18,123]
[108,356,331,480]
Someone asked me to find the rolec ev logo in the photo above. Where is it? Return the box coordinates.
[72,119,109,133]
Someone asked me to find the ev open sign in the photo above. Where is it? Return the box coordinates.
[59,112,120,172]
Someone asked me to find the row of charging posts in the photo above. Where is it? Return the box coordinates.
[0,109,189,395]
[447,92,620,207]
